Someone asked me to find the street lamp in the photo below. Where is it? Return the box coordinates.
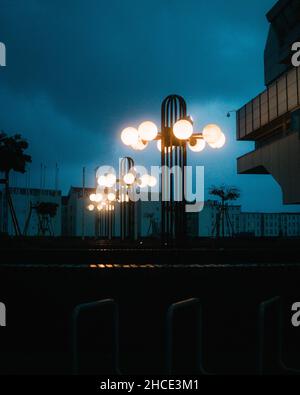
[120,94,226,244]
[89,157,157,242]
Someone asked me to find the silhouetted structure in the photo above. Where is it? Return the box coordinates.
[209,186,240,238]
[119,157,135,241]
[236,0,300,204]
[0,132,31,235]
[24,202,58,236]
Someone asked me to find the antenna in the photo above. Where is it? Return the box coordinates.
[55,163,59,191]
[43,165,46,189]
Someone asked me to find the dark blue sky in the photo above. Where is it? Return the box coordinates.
[0,0,299,212]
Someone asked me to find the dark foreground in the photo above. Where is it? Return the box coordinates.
[0,237,300,375]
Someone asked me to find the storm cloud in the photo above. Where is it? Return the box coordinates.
[1,0,298,211]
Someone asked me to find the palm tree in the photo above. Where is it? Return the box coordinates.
[209,185,240,237]
[0,132,31,235]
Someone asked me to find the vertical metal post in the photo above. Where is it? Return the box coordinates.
[120,157,135,241]
[82,167,85,240]
[161,95,187,245]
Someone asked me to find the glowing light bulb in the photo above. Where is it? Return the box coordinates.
[173,119,193,140]
[105,173,116,187]
[202,124,222,144]
[148,176,157,187]
[123,173,135,185]
[138,121,158,141]
[138,174,150,188]
[188,138,206,153]
[97,175,107,186]
[87,204,95,211]
[89,193,96,202]
[94,193,103,202]
[121,127,139,146]
[108,192,116,202]
[209,132,226,149]
[131,138,148,151]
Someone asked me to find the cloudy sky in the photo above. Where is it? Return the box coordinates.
[0,0,298,212]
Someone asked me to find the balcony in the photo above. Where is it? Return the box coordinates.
[237,67,300,141]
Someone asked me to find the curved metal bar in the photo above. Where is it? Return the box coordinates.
[72,298,120,375]
[166,298,208,375]
[258,296,300,375]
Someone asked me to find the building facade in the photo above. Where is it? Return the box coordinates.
[236,0,300,204]
[62,187,96,237]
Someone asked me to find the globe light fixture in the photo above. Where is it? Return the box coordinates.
[107,192,116,202]
[121,127,139,146]
[188,138,206,153]
[87,204,95,211]
[209,132,226,149]
[121,117,224,155]
[148,175,157,187]
[138,174,150,188]
[105,173,117,187]
[202,124,222,145]
[173,119,193,140]
[97,175,107,186]
[89,193,96,202]
[131,138,148,151]
[123,173,135,185]
[138,121,158,141]
[94,193,103,202]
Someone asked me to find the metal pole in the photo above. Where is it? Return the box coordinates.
[82,167,85,240]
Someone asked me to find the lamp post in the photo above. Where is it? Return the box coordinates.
[88,157,157,242]
[120,94,226,245]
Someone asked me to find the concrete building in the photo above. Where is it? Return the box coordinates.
[62,187,96,237]
[0,187,62,236]
[198,200,300,237]
[236,0,300,204]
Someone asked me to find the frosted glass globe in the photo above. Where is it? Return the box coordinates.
[121,127,139,146]
[94,193,103,202]
[123,173,135,185]
[148,176,157,187]
[108,192,116,202]
[138,121,158,141]
[131,138,148,151]
[188,138,206,152]
[89,193,96,202]
[209,132,226,149]
[105,173,116,187]
[97,175,107,186]
[202,124,222,144]
[138,174,150,188]
[173,120,193,140]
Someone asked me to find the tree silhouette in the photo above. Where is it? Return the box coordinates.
[0,132,31,235]
[209,185,240,237]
